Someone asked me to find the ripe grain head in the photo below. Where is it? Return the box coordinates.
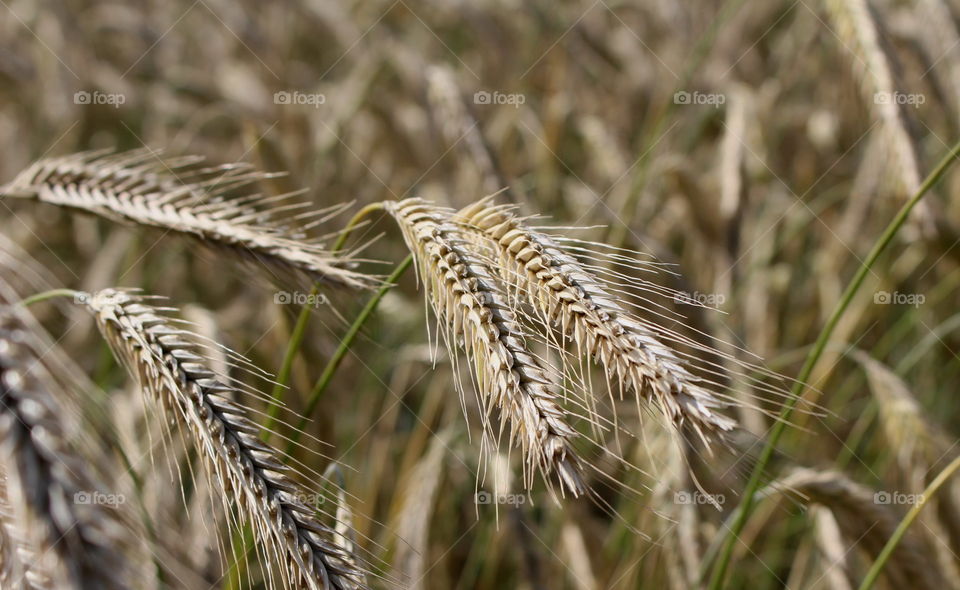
[81,289,369,590]
[384,198,586,496]
[1,150,375,290]
[455,200,740,444]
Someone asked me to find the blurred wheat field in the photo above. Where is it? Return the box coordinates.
[2,0,960,589]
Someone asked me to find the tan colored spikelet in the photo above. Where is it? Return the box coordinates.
[810,506,854,590]
[917,0,960,122]
[560,522,597,590]
[853,352,951,472]
[454,200,737,442]
[853,352,960,584]
[391,432,447,590]
[81,289,368,590]
[0,306,133,590]
[324,463,367,590]
[770,468,943,590]
[1,149,375,289]
[426,65,513,204]
[824,0,933,228]
[384,198,586,495]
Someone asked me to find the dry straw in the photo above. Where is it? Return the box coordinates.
[1,150,374,289]
[81,289,367,590]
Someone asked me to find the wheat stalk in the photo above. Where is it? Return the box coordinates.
[0,306,132,590]
[383,198,586,495]
[81,289,368,590]
[455,200,738,443]
[1,149,374,289]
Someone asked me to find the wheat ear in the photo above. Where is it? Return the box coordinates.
[0,307,132,590]
[0,473,36,589]
[384,199,586,495]
[455,201,737,442]
[1,149,374,289]
[425,65,514,204]
[824,0,933,228]
[770,468,942,590]
[81,289,368,590]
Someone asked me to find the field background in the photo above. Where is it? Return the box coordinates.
[3,0,960,588]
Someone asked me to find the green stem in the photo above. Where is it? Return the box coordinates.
[706,138,960,590]
[261,202,385,439]
[332,202,385,252]
[286,254,413,451]
[231,256,412,590]
[230,203,387,589]
[262,283,318,434]
[857,454,960,590]
[19,288,80,306]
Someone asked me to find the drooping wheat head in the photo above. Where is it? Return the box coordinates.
[383,198,586,496]
[81,289,368,590]
[1,149,375,289]
[455,200,741,444]
[770,468,943,590]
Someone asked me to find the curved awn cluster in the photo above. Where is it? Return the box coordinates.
[0,149,795,588]
[383,197,789,497]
